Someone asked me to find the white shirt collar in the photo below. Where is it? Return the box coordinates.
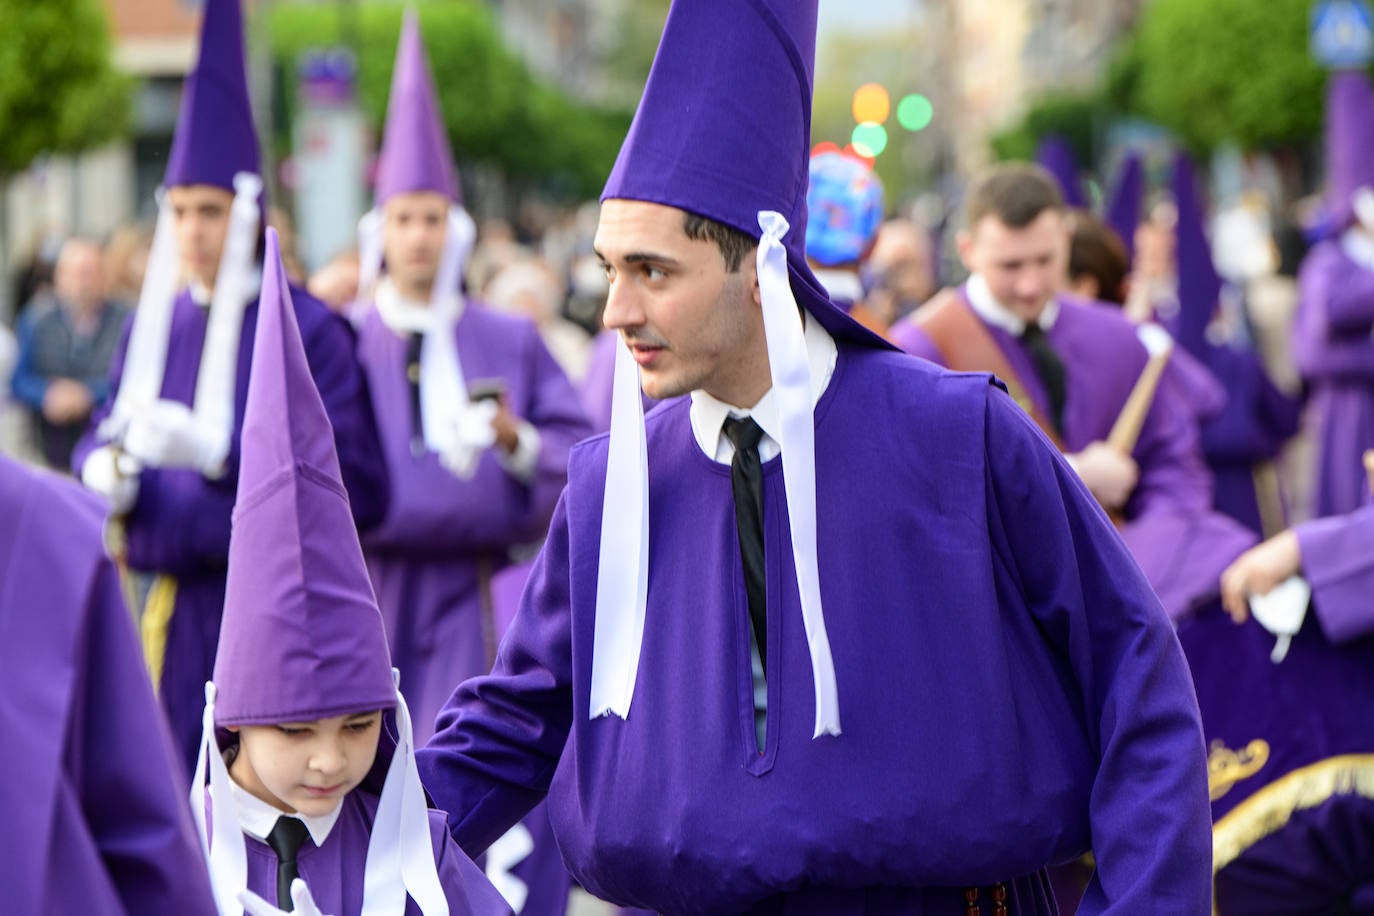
[689,315,838,464]
[965,273,1059,335]
[375,277,465,334]
[810,268,866,305]
[227,778,343,847]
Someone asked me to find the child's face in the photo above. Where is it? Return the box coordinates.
[230,711,383,817]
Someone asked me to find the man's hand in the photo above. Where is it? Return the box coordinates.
[42,378,94,424]
[121,400,227,478]
[1067,442,1139,512]
[1220,530,1303,624]
[490,397,521,455]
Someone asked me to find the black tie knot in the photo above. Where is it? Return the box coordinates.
[267,816,312,909]
[1020,322,1046,344]
[1017,320,1067,437]
[722,415,765,455]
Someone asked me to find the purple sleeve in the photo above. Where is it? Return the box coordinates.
[983,388,1212,913]
[417,492,575,857]
[888,318,945,364]
[1323,261,1374,334]
[1297,504,1374,644]
[513,324,593,541]
[75,553,218,913]
[298,297,389,532]
[71,311,135,474]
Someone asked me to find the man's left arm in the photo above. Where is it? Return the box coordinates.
[984,387,1211,913]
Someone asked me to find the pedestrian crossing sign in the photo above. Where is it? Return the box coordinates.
[1312,0,1374,69]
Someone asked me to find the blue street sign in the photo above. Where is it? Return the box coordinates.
[1312,0,1374,69]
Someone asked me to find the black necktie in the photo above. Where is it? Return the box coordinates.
[723,416,768,677]
[1020,322,1067,436]
[266,816,312,910]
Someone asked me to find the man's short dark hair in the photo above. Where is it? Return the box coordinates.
[965,163,1065,230]
[682,212,757,272]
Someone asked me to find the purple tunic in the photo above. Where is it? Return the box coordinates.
[1293,239,1374,517]
[418,344,1212,914]
[72,285,389,776]
[0,455,216,915]
[218,790,511,915]
[892,294,1257,620]
[356,302,588,916]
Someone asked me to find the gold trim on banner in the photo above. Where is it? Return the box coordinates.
[140,575,179,692]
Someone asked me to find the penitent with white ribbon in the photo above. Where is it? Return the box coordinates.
[587,209,841,739]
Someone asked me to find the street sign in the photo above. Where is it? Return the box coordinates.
[1312,0,1374,69]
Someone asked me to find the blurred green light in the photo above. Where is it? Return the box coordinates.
[897,94,934,131]
[850,122,888,157]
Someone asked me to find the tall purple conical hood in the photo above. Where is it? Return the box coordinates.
[1325,70,1374,226]
[600,0,887,349]
[1036,134,1087,209]
[214,228,394,727]
[1106,152,1143,263]
[164,0,260,190]
[1171,152,1219,360]
[374,9,459,205]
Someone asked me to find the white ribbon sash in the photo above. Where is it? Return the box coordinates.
[191,683,250,916]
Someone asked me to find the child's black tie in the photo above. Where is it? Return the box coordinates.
[266,816,312,910]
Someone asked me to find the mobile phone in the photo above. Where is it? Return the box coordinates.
[468,378,507,403]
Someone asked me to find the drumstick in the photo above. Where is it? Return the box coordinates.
[1364,449,1374,495]
[1107,323,1175,455]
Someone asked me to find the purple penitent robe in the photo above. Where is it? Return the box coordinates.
[0,454,217,915]
[893,293,1257,621]
[418,343,1212,915]
[356,301,589,916]
[72,285,389,777]
[215,789,511,915]
[1294,239,1374,518]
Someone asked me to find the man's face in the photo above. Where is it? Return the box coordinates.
[382,191,449,295]
[594,200,764,404]
[167,185,234,290]
[230,711,381,817]
[54,241,105,313]
[958,209,1068,322]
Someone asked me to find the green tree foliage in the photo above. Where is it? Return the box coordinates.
[990,91,1103,164]
[268,0,631,199]
[0,0,132,175]
[1131,0,1327,152]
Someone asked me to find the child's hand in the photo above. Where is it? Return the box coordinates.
[238,879,333,916]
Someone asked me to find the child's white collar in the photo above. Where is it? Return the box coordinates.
[226,778,343,847]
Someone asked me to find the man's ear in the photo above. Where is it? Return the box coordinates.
[956,230,975,274]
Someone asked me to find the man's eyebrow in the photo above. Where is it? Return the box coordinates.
[623,252,682,267]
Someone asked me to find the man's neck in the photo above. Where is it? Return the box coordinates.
[390,277,435,305]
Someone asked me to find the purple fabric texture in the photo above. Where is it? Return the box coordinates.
[164,0,259,190]
[0,455,217,915]
[214,229,395,725]
[1325,70,1374,227]
[72,286,388,772]
[1297,502,1374,644]
[1104,152,1142,262]
[374,9,460,205]
[1294,238,1374,518]
[419,345,1212,914]
[893,293,1256,620]
[222,789,511,915]
[1036,135,1087,209]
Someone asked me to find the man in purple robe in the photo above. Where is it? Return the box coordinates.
[892,164,1256,622]
[1294,70,1374,518]
[71,0,387,778]
[350,14,587,915]
[0,454,217,914]
[191,227,508,916]
[417,2,1213,913]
